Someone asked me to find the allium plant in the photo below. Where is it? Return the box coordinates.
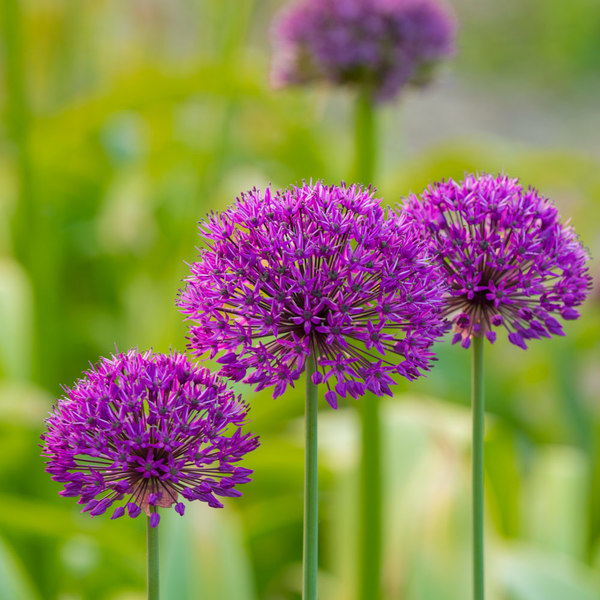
[271,0,456,102]
[43,349,258,599]
[178,181,447,600]
[272,5,455,594]
[178,181,447,408]
[403,173,591,349]
[43,349,258,527]
[403,172,591,600]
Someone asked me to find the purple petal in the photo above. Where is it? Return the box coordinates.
[508,331,527,350]
[111,506,125,520]
[325,390,338,409]
[216,352,238,365]
[127,502,142,518]
[561,307,580,320]
[485,330,496,343]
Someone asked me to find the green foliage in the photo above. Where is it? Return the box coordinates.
[0,0,599,598]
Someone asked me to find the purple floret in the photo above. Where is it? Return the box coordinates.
[42,349,259,526]
[178,182,448,408]
[403,173,592,349]
[271,0,456,101]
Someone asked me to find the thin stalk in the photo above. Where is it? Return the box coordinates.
[147,516,160,600]
[354,87,382,600]
[354,88,376,185]
[472,336,485,600]
[304,354,319,600]
[358,396,382,600]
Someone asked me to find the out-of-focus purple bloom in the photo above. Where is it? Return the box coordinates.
[42,350,259,526]
[403,174,591,349]
[271,0,456,102]
[178,182,448,409]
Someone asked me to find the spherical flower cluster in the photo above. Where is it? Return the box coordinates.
[42,350,259,527]
[403,173,591,349]
[178,182,448,409]
[271,0,456,102]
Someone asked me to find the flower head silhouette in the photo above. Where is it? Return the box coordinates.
[178,182,448,408]
[404,173,591,349]
[43,349,259,526]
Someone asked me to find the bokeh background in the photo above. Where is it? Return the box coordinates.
[1,0,599,598]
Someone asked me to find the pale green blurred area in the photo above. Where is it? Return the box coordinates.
[0,0,599,598]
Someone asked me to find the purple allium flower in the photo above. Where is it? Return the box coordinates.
[42,350,259,527]
[177,182,448,409]
[403,174,592,349]
[271,0,456,102]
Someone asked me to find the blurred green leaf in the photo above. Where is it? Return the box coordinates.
[0,259,33,380]
[1,0,600,597]
[0,536,41,600]
[0,493,142,564]
[498,546,600,600]
[161,506,257,600]
[523,446,588,560]
[485,423,521,538]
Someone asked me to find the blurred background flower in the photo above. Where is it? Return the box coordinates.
[0,0,599,599]
[271,0,456,101]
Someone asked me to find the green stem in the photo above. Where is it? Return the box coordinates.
[304,355,319,600]
[354,87,382,600]
[147,515,159,600]
[354,88,376,184]
[358,396,382,600]
[472,336,485,600]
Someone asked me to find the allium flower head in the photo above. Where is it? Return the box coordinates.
[42,350,259,527]
[271,0,456,102]
[403,173,592,349]
[178,182,448,409]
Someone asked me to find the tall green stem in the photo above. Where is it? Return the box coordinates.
[354,87,382,600]
[358,396,382,600]
[304,354,319,600]
[472,336,485,600]
[354,88,376,185]
[147,516,160,600]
